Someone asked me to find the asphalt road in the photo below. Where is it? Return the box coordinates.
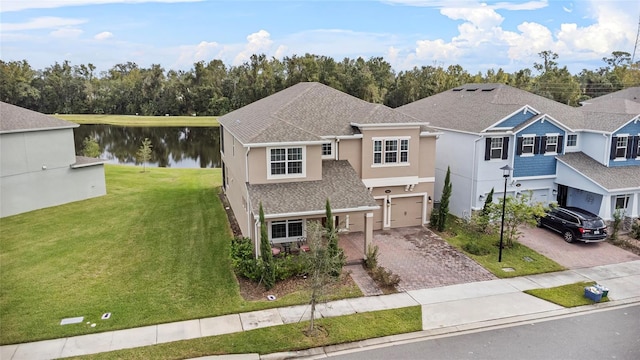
[326,304,640,360]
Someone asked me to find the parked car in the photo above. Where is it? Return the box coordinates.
[537,206,607,243]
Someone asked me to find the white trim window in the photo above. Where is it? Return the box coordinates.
[545,135,558,153]
[521,136,535,155]
[268,146,305,178]
[615,195,629,210]
[490,137,503,159]
[567,134,577,147]
[270,219,304,241]
[373,138,410,165]
[322,142,333,159]
[616,136,628,158]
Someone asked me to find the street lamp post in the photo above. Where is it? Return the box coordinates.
[498,164,513,262]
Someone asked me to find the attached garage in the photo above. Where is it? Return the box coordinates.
[390,196,424,228]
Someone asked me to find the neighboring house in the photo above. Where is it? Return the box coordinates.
[219,82,439,256]
[0,102,107,218]
[397,84,640,222]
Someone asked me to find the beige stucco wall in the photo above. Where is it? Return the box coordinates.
[247,145,322,185]
[360,127,422,179]
[419,136,437,178]
[336,138,362,177]
[220,126,251,237]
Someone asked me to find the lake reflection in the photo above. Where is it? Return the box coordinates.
[73,125,220,168]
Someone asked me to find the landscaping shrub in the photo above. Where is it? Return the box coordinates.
[364,244,379,270]
[370,267,401,289]
[462,240,491,255]
[631,219,640,240]
[273,255,308,281]
[230,237,261,282]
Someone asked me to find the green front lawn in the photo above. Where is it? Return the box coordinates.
[525,282,609,307]
[54,114,219,127]
[1,165,359,345]
[70,307,422,360]
[440,217,565,278]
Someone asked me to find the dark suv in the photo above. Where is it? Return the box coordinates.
[537,206,607,243]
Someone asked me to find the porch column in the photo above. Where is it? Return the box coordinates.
[629,192,639,218]
[599,195,612,221]
[364,212,373,257]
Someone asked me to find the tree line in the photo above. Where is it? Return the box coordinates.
[1,50,638,116]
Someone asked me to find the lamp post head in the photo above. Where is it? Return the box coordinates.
[500,164,513,178]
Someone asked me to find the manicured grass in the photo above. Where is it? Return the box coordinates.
[69,307,422,360]
[54,114,219,127]
[440,217,565,278]
[0,165,360,345]
[525,282,609,307]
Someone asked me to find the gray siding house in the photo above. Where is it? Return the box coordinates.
[0,102,107,217]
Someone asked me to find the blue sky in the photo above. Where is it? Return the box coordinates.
[1,0,639,74]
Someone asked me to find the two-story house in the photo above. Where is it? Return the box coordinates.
[0,102,107,217]
[218,82,438,257]
[397,84,640,222]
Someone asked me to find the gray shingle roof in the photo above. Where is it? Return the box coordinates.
[579,87,640,115]
[219,82,433,144]
[0,102,78,133]
[556,152,640,191]
[247,160,378,216]
[396,83,585,133]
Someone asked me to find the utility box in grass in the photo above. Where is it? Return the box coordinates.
[584,286,603,302]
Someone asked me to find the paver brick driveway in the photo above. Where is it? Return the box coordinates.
[519,226,640,269]
[340,226,496,291]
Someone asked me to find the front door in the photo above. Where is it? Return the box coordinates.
[557,184,568,206]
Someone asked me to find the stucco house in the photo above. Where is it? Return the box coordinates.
[219,82,439,256]
[397,84,640,222]
[0,102,107,218]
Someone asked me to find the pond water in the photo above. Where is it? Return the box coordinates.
[73,125,220,168]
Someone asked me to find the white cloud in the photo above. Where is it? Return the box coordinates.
[51,28,83,38]
[383,0,548,11]
[1,0,203,13]
[441,5,504,29]
[94,31,113,40]
[1,17,87,31]
[233,30,274,65]
[174,41,221,68]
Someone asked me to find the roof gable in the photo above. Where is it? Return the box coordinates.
[218,82,429,145]
[488,106,537,131]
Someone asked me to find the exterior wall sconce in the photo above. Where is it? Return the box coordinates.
[479,194,485,201]
[552,189,557,196]
[386,199,391,205]
[428,195,432,203]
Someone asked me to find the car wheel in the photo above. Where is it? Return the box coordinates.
[563,230,574,243]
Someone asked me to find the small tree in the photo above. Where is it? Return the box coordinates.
[489,191,546,248]
[482,188,494,216]
[325,199,344,276]
[259,202,275,290]
[303,220,343,336]
[81,136,101,158]
[136,137,153,172]
[437,166,452,232]
[473,187,495,233]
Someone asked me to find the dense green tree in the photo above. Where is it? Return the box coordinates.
[258,203,275,290]
[436,166,452,232]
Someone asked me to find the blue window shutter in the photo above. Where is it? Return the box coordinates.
[632,136,639,158]
[610,137,617,160]
[557,135,564,154]
[534,136,541,154]
[484,138,491,161]
[626,136,634,158]
[516,137,523,155]
[501,137,509,160]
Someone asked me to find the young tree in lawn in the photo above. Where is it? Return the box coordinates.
[303,220,344,336]
[259,202,275,290]
[81,136,101,158]
[136,137,153,172]
[489,191,546,248]
[325,199,344,276]
[437,166,452,232]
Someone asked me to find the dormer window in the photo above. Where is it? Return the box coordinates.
[616,136,628,158]
[268,146,305,178]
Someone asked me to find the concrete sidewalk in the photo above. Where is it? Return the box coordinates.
[2,260,640,360]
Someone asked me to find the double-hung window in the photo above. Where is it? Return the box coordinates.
[269,147,304,177]
[490,137,503,159]
[616,136,628,158]
[521,136,534,155]
[545,135,558,153]
[567,134,577,147]
[373,138,409,165]
[271,219,303,241]
[322,142,332,158]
